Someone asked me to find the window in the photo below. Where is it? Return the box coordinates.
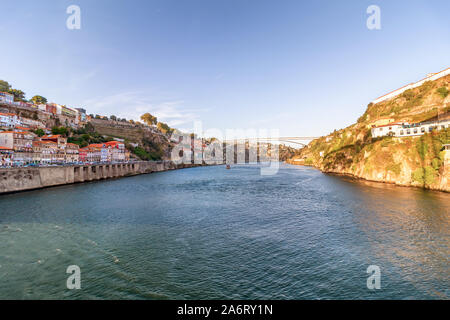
[400,130,404,135]
[407,130,411,134]
[421,127,425,133]
[429,127,433,132]
[413,129,418,134]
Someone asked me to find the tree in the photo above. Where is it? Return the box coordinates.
[30,95,48,105]
[8,89,26,101]
[34,128,45,137]
[51,126,69,137]
[437,87,449,99]
[110,115,117,121]
[157,121,173,134]
[0,80,11,92]
[140,113,157,126]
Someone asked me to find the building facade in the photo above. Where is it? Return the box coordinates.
[0,92,14,104]
[33,140,58,164]
[65,143,80,162]
[371,119,450,138]
[0,112,20,128]
[0,131,35,164]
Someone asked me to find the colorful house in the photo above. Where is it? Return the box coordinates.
[0,92,14,104]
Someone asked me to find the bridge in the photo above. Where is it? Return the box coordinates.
[223,137,319,146]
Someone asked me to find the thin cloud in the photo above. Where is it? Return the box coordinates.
[82,91,206,127]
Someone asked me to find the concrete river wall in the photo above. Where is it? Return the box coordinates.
[0,161,201,194]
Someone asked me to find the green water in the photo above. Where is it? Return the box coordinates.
[0,164,449,299]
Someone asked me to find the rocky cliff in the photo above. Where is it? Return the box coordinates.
[288,75,450,192]
[89,119,174,160]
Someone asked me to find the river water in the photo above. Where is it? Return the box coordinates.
[0,163,448,299]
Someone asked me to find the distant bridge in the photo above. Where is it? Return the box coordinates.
[223,137,319,146]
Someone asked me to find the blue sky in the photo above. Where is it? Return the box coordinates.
[0,0,449,137]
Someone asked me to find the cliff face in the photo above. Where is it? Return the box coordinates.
[89,119,174,160]
[289,75,450,192]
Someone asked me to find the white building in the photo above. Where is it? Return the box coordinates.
[371,119,450,138]
[0,92,14,104]
[0,112,21,128]
[372,67,450,105]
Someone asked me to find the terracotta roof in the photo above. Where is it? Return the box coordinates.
[66,143,79,148]
[42,135,62,139]
[0,146,13,150]
[0,131,32,135]
[88,143,105,148]
[373,122,404,128]
[34,140,57,144]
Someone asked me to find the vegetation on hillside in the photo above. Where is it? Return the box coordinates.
[291,74,450,190]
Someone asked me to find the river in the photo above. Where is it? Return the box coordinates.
[0,163,449,299]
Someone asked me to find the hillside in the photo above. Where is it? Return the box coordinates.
[288,74,450,192]
[88,119,173,160]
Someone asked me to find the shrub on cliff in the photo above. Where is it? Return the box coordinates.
[133,147,152,160]
[436,87,449,99]
[412,166,437,186]
[51,126,69,137]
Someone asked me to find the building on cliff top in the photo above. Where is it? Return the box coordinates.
[372,67,450,105]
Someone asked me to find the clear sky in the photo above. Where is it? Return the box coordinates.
[1,0,449,137]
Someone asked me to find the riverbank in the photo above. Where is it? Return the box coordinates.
[0,161,206,195]
[286,159,450,193]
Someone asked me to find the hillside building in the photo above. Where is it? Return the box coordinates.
[371,119,450,138]
[372,67,450,104]
[0,92,14,104]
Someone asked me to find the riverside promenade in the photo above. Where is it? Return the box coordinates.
[0,161,203,194]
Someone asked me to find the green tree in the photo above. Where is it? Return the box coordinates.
[30,95,48,105]
[0,80,11,92]
[140,113,158,126]
[51,126,69,137]
[436,87,449,99]
[132,147,151,160]
[110,115,117,121]
[34,128,45,137]
[8,88,26,101]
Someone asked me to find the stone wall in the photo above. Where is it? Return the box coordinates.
[0,161,200,194]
